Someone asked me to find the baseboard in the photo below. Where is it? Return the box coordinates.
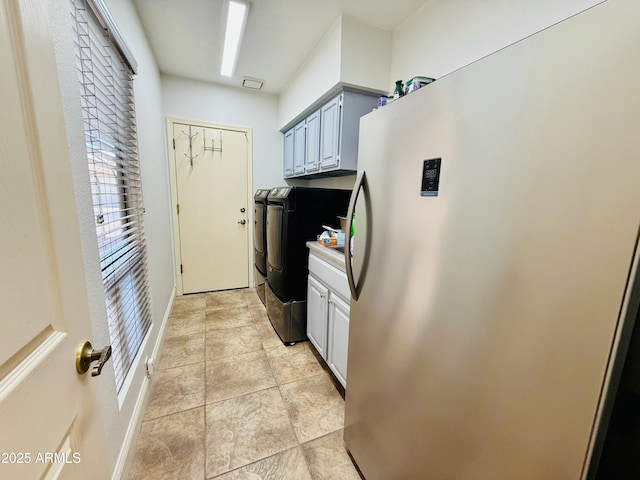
[111,285,176,480]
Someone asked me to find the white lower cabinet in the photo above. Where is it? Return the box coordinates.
[307,252,350,388]
[307,274,329,358]
[327,292,350,387]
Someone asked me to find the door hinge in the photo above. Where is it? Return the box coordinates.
[176,204,180,215]
[173,138,176,149]
[180,264,183,274]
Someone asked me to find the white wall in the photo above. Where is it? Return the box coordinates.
[279,15,391,129]
[341,17,391,93]
[391,0,605,87]
[312,0,607,192]
[278,16,343,129]
[303,175,354,190]
[48,0,175,475]
[161,74,282,191]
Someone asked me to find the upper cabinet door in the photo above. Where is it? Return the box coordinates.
[305,109,321,174]
[281,89,377,178]
[320,95,342,169]
[293,120,306,175]
[283,128,294,178]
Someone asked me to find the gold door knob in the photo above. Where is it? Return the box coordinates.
[76,341,112,376]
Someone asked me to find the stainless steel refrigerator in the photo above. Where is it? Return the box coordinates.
[343,1,640,478]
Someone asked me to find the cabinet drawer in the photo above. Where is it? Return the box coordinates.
[309,253,350,301]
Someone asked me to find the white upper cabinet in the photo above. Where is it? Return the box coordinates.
[293,120,306,175]
[281,88,378,178]
[305,109,321,174]
[320,95,341,169]
[283,128,294,178]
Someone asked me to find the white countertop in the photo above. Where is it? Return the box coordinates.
[306,241,346,272]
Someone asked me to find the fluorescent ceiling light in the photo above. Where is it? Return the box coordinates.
[221,0,249,77]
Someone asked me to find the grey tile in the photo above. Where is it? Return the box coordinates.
[243,289,264,308]
[170,294,206,317]
[127,408,204,480]
[143,363,205,421]
[266,342,325,385]
[205,289,248,312]
[280,373,345,443]
[166,310,205,339]
[158,332,205,370]
[132,290,355,480]
[301,430,361,480]
[206,350,277,404]
[205,388,297,478]
[248,305,270,324]
[255,322,282,349]
[206,325,262,360]
[211,447,312,480]
[206,306,254,331]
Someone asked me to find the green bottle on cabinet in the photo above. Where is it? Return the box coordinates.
[394,80,404,99]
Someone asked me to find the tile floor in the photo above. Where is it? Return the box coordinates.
[127,288,362,480]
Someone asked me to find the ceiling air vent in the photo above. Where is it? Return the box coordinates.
[242,77,264,90]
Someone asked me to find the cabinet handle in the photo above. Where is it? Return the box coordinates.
[320,294,325,298]
[328,300,333,305]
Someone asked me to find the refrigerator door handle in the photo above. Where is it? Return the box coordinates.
[346,170,371,301]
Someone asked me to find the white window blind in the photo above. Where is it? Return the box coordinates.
[71,0,151,391]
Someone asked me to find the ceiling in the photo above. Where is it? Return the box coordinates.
[132,0,428,94]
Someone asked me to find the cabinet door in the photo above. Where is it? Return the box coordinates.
[320,95,341,169]
[307,274,329,358]
[293,120,306,175]
[305,109,321,173]
[283,128,294,178]
[328,293,350,387]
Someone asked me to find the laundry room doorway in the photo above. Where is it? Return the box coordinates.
[168,119,253,294]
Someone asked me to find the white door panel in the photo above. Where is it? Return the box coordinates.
[0,0,108,477]
[174,123,249,293]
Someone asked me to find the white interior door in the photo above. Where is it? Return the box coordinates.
[173,122,249,294]
[0,1,108,478]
